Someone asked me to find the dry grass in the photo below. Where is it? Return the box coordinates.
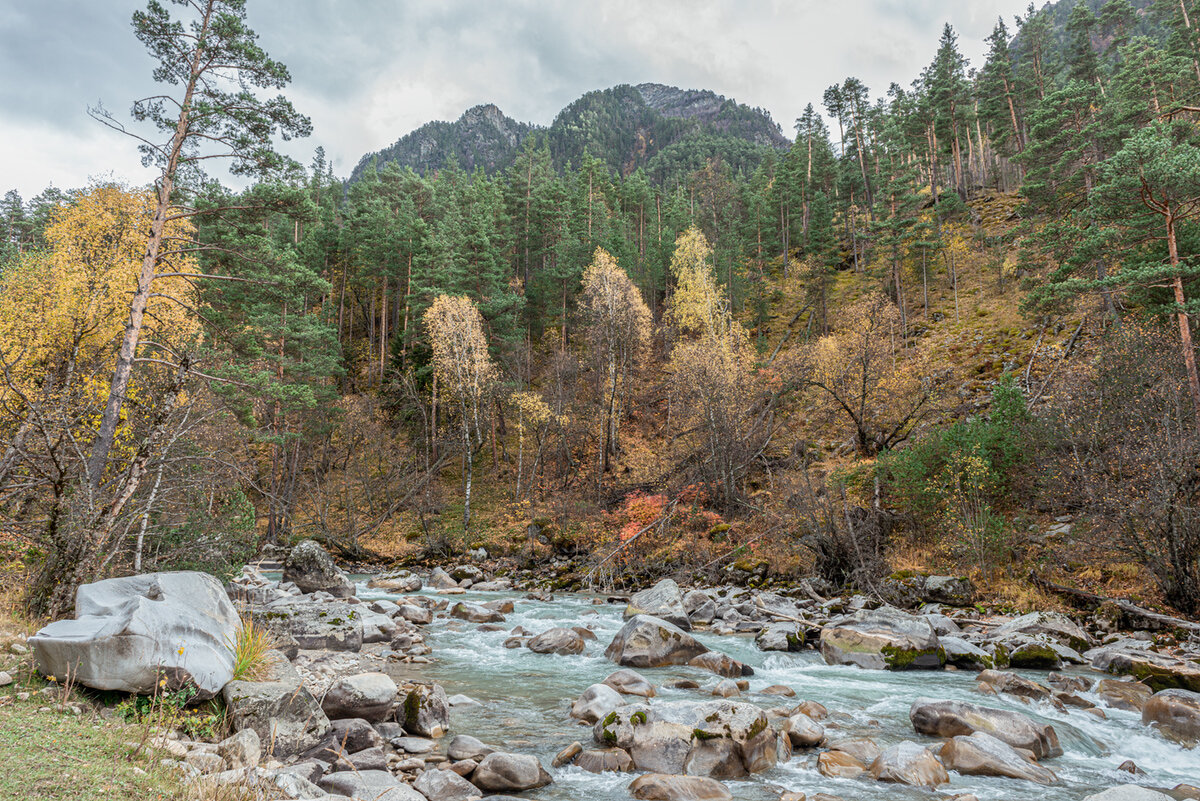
[228,615,276,682]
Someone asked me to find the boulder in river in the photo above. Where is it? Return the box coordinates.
[576,747,634,773]
[449,602,504,624]
[402,683,450,738]
[427,567,460,590]
[1089,644,1200,693]
[781,712,825,748]
[367,571,422,593]
[605,615,709,668]
[688,651,754,678]
[447,734,494,761]
[31,571,240,700]
[910,699,1062,759]
[321,672,397,722]
[570,683,624,724]
[625,579,692,630]
[683,590,717,626]
[868,741,950,787]
[628,773,733,800]
[940,731,1058,784]
[756,623,804,652]
[527,627,585,655]
[1082,788,1176,801]
[1142,688,1200,746]
[1095,678,1154,711]
[604,668,656,697]
[470,752,552,792]
[223,649,331,758]
[817,749,867,778]
[819,606,945,670]
[992,611,1092,652]
[594,700,777,778]
[282,539,355,597]
[976,669,1054,701]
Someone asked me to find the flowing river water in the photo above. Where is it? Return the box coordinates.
[356,580,1198,800]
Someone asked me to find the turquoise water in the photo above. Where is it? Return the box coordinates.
[358,581,1197,800]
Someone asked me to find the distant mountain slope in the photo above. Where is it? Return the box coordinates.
[350,83,789,184]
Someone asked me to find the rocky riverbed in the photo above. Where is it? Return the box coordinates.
[22,541,1200,801]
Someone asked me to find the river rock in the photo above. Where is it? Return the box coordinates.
[470,752,551,792]
[604,668,656,697]
[397,604,432,625]
[941,637,993,670]
[1095,678,1154,711]
[625,579,691,630]
[1082,788,1176,801]
[683,591,717,625]
[595,700,777,777]
[261,599,364,652]
[756,623,804,652]
[321,672,397,722]
[283,540,355,597]
[689,651,753,678]
[367,572,422,593]
[450,602,503,624]
[305,718,384,759]
[319,769,425,800]
[447,734,494,761]
[992,611,1092,652]
[571,683,624,723]
[424,567,457,590]
[816,749,866,778]
[527,627,585,655]
[976,669,1054,701]
[402,683,450,738]
[1142,688,1200,745]
[819,606,944,670]
[628,773,733,800]
[413,767,482,801]
[30,571,240,699]
[940,731,1058,784]
[782,712,825,747]
[223,649,332,758]
[910,699,1062,758]
[576,747,634,773]
[605,615,709,668]
[868,741,950,787]
[216,728,261,770]
[359,609,397,644]
[1090,645,1200,693]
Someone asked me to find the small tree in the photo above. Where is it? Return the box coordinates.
[425,295,497,531]
[579,247,651,486]
[804,292,934,456]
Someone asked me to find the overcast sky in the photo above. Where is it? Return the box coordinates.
[0,0,1035,198]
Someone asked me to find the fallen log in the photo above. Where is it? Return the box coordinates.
[1030,571,1200,633]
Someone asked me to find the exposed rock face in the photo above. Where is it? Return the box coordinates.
[625,579,691,630]
[819,607,945,670]
[527,627,586,655]
[868,741,950,787]
[940,731,1058,784]
[605,615,709,668]
[282,540,355,597]
[403,683,450,738]
[470,752,552,792]
[261,600,364,652]
[571,683,624,724]
[223,650,331,758]
[628,773,733,800]
[321,672,397,722]
[1142,688,1200,745]
[31,571,240,699]
[910,699,1062,759]
[594,701,777,778]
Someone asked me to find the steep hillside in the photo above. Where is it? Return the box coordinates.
[351,82,789,183]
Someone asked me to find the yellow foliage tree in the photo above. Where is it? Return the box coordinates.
[805,291,933,456]
[668,227,731,340]
[425,295,498,530]
[579,247,651,484]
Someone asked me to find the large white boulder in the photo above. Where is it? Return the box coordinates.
[30,571,240,699]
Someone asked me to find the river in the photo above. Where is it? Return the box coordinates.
[358,580,1197,800]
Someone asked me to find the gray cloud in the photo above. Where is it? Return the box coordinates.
[1,0,1032,197]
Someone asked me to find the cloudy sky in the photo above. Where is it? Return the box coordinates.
[0,0,1034,198]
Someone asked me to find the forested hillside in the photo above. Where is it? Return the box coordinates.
[350,82,789,185]
[4,0,1200,623]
